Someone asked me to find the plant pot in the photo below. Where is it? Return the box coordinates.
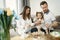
[1,29,10,40]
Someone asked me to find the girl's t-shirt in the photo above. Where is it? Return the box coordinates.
[33,17,45,29]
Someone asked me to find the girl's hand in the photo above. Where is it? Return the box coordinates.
[35,20,41,25]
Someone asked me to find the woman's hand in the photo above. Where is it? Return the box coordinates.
[25,24,31,28]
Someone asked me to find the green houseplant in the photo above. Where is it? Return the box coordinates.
[0,8,13,40]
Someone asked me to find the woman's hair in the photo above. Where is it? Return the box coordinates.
[21,6,31,20]
[36,12,44,19]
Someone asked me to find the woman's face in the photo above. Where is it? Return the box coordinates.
[37,13,42,19]
[26,8,30,15]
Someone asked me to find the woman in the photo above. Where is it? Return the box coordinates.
[16,6,40,38]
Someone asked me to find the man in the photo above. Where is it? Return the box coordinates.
[40,1,58,34]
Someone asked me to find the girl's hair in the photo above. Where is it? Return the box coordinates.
[20,6,31,20]
[36,12,44,19]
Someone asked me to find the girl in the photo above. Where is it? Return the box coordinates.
[31,12,49,35]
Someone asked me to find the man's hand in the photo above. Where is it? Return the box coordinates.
[52,21,58,27]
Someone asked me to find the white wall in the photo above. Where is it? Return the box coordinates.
[46,0,60,16]
[5,0,17,14]
[17,0,23,14]
[0,0,4,8]
[30,0,43,18]
[0,0,23,15]
[30,0,60,17]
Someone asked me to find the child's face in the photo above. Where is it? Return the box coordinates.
[37,13,42,19]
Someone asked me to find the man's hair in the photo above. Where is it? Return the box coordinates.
[40,1,48,6]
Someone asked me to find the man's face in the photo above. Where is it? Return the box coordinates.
[41,4,48,13]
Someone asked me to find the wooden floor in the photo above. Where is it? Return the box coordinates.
[11,34,60,40]
[10,29,60,40]
[0,30,60,40]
